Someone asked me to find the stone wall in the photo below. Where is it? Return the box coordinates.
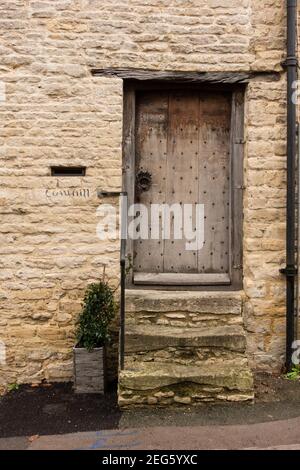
[0,75,123,392]
[244,75,287,371]
[0,0,291,393]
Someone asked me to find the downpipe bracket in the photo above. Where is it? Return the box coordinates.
[281,56,298,69]
[280,266,298,277]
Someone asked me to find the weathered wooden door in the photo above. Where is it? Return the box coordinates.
[131,89,235,286]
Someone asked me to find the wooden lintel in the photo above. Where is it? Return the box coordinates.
[91,67,281,84]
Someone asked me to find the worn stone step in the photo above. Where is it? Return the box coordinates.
[126,289,244,327]
[125,324,246,352]
[124,324,247,365]
[118,361,254,408]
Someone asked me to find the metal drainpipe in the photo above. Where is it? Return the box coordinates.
[280,0,298,371]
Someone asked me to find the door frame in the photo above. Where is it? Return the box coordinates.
[123,80,245,291]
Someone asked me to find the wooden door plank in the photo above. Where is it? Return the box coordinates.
[134,92,169,273]
[163,92,200,273]
[198,92,231,276]
[134,272,231,285]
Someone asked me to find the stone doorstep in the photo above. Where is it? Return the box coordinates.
[119,361,254,393]
[118,361,254,408]
[120,290,252,407]
[128,316,244,329]
[118,391,254,408]
[124,324,247,354]
[125,289,244,315]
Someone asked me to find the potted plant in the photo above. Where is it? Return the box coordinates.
[74,280,116,394]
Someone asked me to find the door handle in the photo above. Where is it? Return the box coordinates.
[136,170,152,192]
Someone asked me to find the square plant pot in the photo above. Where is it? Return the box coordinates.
[73,346,105,394]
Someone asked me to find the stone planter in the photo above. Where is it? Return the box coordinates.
[73,346,105,394]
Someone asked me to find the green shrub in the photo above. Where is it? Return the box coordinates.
[7,383,19,392]
[285,365,300,381]
[76,281,116,351]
